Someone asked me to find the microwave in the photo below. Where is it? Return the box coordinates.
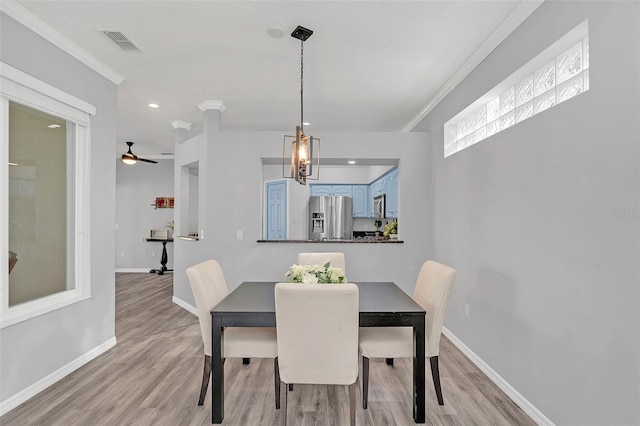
[373,194,386,218]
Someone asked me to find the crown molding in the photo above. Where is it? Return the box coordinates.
[171,120,192,130]
[198,100,227,112]
[402,0,545,132]
[0,1,124,85]
[1,61,96,117]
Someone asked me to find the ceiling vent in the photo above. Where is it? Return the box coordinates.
[101,30,140,51]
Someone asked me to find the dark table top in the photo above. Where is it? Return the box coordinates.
[211,282,424,317]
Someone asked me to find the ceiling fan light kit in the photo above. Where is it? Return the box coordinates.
[283,25,320,186]
[121,141,158,165]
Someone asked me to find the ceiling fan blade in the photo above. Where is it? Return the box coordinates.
[138,157,158,164]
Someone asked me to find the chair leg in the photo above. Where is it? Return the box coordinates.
[198,355,212,406]
[274,357,280,409]
[288,384,293,391]
[280,380,288,426]
[362,356,369,409]
[385,358,394,366]
[349,383,356,426]
[430,356,444,405]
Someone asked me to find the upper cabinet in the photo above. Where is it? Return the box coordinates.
[332,185,353,198]
[366,167,398,219]
[310,184,352,198]
[309,184,366,217]
[385,168,398,218]
[310,185,333,197]
[352,185,368,218]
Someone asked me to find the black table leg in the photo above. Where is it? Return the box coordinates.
[149,240,173,275]
[413,315,426,423]
[212,314,224,423]
[158,241,173,275]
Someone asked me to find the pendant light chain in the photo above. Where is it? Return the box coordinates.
[300,39,304,133]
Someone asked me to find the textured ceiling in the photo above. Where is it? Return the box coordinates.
[13,1,527,157]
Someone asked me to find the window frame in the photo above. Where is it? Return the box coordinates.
[444,20,589,158]
[1,61,95,328]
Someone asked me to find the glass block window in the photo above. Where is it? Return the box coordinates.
[444,21,589,158]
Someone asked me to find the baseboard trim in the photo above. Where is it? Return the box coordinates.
[115,268,153,273]
[0,336,117,416]
[172,296,197,316]
[442,327,553,425]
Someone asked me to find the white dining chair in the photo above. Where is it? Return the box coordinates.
[275,282,359,426]
[358,260,456,408]
[187,259,279,407]
[297,252,346,275]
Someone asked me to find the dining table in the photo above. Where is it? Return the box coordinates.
[210,281,426,424]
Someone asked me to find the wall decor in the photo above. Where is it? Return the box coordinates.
[152,197,174,209]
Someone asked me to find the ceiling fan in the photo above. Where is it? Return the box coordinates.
[121,141,158,165]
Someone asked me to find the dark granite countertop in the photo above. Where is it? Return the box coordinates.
[257,238,403,243]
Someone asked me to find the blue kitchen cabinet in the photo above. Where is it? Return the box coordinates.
[385,168,398,218]
[366,167,399,218]
[332,185,353,198]
[309,184,359,216]
[310,185,333,196]
[311,184,352,197]
[352,185,368,218]
[309,175,395,219]
[370,178,385,197]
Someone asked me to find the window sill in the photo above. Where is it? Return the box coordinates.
[1,292,91,329]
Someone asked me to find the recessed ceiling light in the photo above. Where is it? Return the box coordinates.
[348,160,356,165]
[148,103,160,108]
[48,124,61,128]
[267,27,284,38]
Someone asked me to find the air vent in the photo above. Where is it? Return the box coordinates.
[101,30,140,51]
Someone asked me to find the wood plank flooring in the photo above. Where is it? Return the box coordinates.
[1,273,536,425]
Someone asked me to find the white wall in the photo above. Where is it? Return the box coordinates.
[0,12,117,408]
[414,1,639,424]
[116,159,174,271]
[173,126,429,308]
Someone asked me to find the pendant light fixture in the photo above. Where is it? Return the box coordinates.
[283,25,320,185]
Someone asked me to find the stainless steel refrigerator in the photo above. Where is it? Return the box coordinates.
[309,196,353,240]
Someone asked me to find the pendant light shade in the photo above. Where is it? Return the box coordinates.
[283,25,320,185]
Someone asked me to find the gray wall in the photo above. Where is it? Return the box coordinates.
[173,126,430,309]
[116,159,174,271]
[414,1,639,424]
[0,13,117,404]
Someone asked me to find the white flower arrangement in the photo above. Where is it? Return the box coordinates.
[285,262,346,284]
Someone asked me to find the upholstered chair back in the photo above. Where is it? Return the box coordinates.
[413,260,456,357]
[296,252,346,276]
[275,283,359,385]
[186,259,230,356]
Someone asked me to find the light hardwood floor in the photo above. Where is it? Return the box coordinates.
[2,273,535,425]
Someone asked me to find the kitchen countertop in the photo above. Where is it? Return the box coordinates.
[257,238,403,243]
